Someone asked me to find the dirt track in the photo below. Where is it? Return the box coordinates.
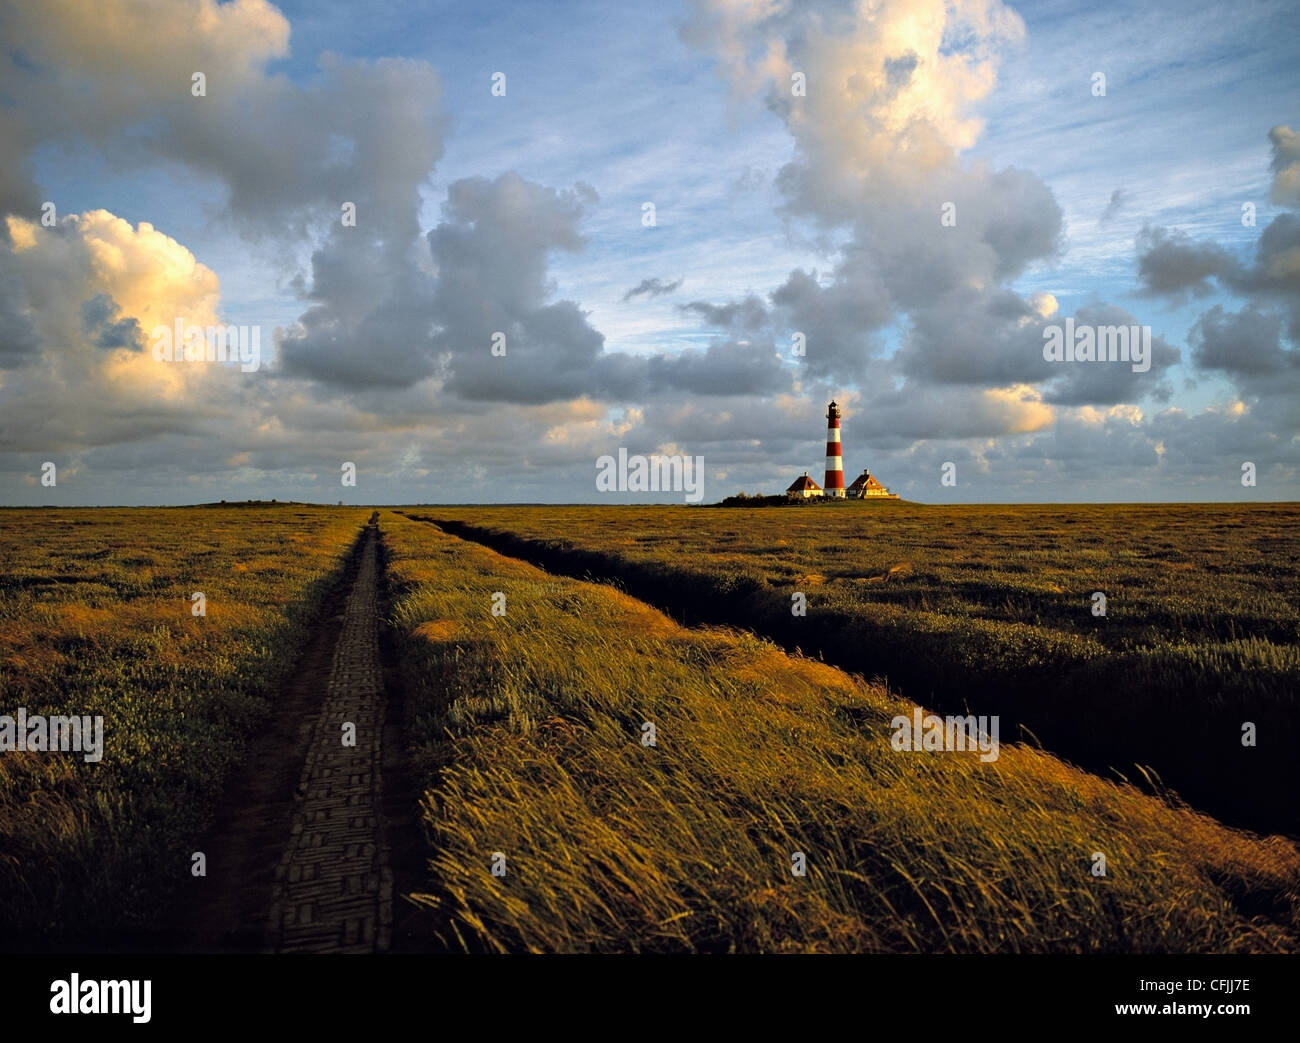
[183,521,395,953]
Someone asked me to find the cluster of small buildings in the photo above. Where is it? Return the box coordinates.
[785,401,898,500]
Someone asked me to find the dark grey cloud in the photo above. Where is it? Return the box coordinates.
[1190,304,1294,377]
[769,267,891,382]
[0,252,40,368]
[301,172,778,405]
[899,287,1048,387]
[1100,188,1126,224]
[81,294,144,353]
[969,165,1067,283]
[1041,305,1181,407]
[1269,125,1300,207]
[1135,226,1241,297]
[1138,132,1300,302]
[778,161,1062,388]
[623,277,682,301]
[425,173,622,403]
[1136,214,1300,339]
[1251,213,1300,298]
[1132,127,1300,416]
[647,338,789,396]
[680,295,770,331]
[276,186,448,391]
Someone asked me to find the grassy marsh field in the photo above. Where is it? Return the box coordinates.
[0,505,366,936]
[2,501,1296,954]
[382,509,1300,953]
[420,502,1300,836]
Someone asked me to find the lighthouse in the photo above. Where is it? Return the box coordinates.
[824,400,845,498]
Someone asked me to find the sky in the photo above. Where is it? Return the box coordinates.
[0,0,1297,505]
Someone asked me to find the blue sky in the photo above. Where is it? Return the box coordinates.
[1,0,1298,504]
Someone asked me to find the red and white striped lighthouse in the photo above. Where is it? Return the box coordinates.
[824,400,845,497]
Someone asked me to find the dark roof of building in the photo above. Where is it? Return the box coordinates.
[786,472,822,492]
[848,470,887,491]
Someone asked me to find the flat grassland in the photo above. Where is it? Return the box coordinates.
[421,502,1300,835]
[383,510,1300,953]
[3,502,1296,953]
[0,506,365,936]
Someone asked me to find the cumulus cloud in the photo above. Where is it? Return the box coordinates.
[1253,213,1300,300]
[0,251,40,368]
[282,172,781,405]
[1138,130,1300,302]
[0,209,233,452]
[680,0,1071,421]
[666,0,1269,496]
[423,173,625,403]
[683,0,1025,220]
[1,0,451,403]
[0,0,446,240]
[3,1,793,419]
[858,382,1054,441]
[768,266,891,382]
[0,0,291,218]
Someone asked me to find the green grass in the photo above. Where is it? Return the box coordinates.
[383,510,1300,954]
[415,503,1300,835]
[0,505,366,935]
